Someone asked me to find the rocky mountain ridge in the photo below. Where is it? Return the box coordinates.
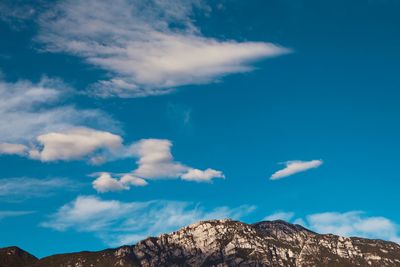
[1,219,400,266]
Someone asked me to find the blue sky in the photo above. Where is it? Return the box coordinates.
[1,0,400,258]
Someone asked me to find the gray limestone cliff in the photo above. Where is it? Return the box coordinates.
[1,219,400,266]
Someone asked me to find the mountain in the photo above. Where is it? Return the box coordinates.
[1,219,400,266]
[0,246,38,267]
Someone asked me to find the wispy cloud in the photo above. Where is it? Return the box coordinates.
[37,0,289,98]
[0,143,27,155]
[42,195,255,246]
[0,210,35,220]
[305,211,400,243]
[0,177,79,201]
[0,0,39,30]
[166,103,193,134]
[0,77,116,144]
[270,159,323,180]
[264,211,295,221]
[263,210,400,244]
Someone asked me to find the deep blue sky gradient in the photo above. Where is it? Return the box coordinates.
[1,0,400,257]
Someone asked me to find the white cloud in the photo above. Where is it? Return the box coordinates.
[120,174,148,187]
[0,78,115,143]
[270,159,323,180]
[92,173,147,193]
[91,139,224,191]
[41,195,142,232]
[130,139,187,178]
[37,0,289,97]
[0,85,222,184]
[181,168,225,182]
[92,173,126,193]
[263,210,400,244]
[0,177,78,201]
[305,211,400,243]
[128,139,224,182]
[1,127,123,163]
[264,211,295,222]
[2,130,223,186]
[42,195,255,246]
[29,127,123,162]
[0,143,28,155]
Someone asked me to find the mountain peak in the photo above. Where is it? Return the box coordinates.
[1,219,400,266]
[0,246,38,267]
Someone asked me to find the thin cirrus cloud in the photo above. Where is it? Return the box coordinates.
[0,1,38,29]
[306,211,400,244]
[0,177,78,201]
[263,211,400,244]
[263,211,295,222]
[0,210,34,220]
[270,159,323,180]
[0,77,116,144]
[37,0,289,98]
[41,195,256,246]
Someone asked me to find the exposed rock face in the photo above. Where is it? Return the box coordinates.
[1,219,400,266]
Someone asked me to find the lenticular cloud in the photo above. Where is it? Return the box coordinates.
[38,0,289,97]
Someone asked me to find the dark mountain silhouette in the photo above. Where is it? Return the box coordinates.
[0,246,38,267]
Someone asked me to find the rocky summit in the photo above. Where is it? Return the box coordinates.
[1,219,400,267]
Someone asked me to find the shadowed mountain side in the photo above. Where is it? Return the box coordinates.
[0,246,38,267]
